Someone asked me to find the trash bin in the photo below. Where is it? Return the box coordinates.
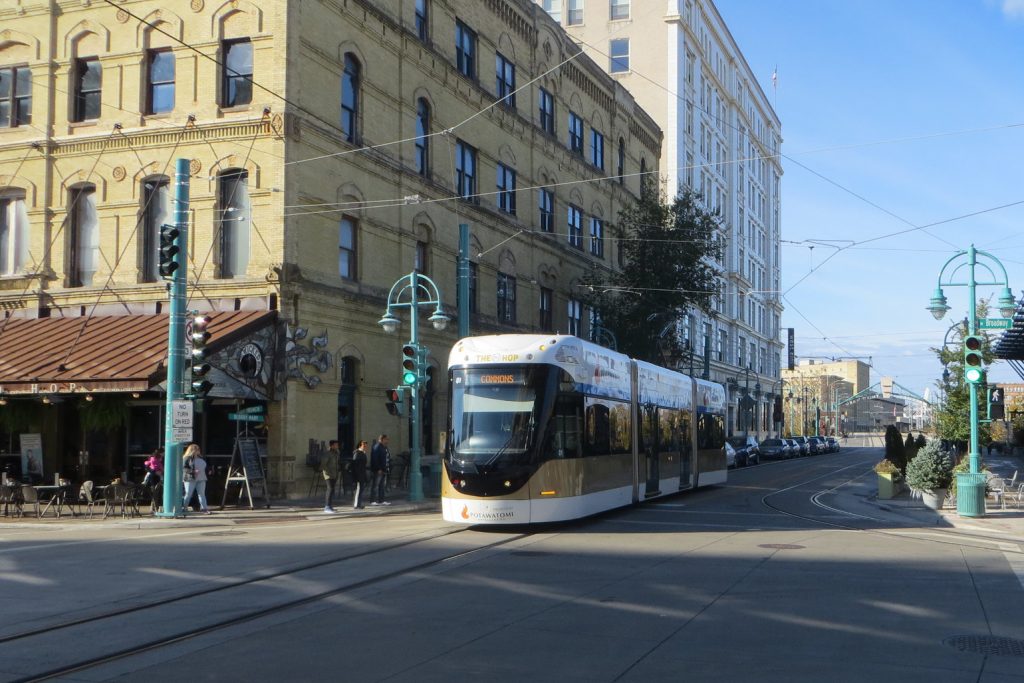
[420,455,442,498]
[956,471,987,518]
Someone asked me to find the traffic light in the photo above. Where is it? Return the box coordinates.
[416,344,430,386]
[189,314,213,398]
[401,343,418,386]
[384,388,404,416]
[158,223,182,279]
[964,335,984,384]
[989,386,1005,420]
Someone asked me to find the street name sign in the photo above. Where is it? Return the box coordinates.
[979,318,1012,330]
[228,412,265,422]
[171,399,193,442]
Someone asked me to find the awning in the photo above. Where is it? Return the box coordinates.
[0,311,275,396]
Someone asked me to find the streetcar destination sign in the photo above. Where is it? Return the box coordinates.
[979,318,1012,330]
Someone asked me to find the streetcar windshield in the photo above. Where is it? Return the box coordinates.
[449,366,549,466]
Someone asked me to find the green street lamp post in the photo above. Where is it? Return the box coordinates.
[927,244,1015,518]
[379,271,450,502]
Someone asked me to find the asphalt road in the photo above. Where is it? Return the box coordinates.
[2,445,1023,682]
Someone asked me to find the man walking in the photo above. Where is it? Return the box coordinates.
[351,440,369,510]
[321,440,341,513]
[370,434,391,506]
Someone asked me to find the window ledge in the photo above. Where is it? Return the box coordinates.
[69,120,100,130]
[219,105,253,115]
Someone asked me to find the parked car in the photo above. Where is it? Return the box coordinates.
[727,436,760,466]
[725,441,738,468]
[789,437,810,456]
[826,436,840,452]
[759,438,792,460]
[808,436,828,455]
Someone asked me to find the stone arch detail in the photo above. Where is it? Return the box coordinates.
[335,183,366,218]
[335,345,366,383]
[496,32,516,62]
[0,31,41,61]
[470,234,484,261]
[64,24,111,59]
[211,1,264,38]
[497,144,517,167]
[136,10,184,48]
[338,42,369,78]
[498,249,516,274]
[0,176,39,207]
[208,156,261,191]
[568,187,585,207]
[59,172,108,202]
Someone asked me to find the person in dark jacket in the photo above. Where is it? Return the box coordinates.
[321,440,341,513]
[370,434,391,506]
[351,440,369,509]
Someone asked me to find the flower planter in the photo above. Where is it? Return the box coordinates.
[920,488,947,510]
[877,473,900,500]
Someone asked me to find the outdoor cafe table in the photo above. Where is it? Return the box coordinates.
[34,484,74,518]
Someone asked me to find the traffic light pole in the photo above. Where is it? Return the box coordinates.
[407,272,424,502]
[159,158,190,518]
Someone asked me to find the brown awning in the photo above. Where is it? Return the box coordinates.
[0,311,275,395]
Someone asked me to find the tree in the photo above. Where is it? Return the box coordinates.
[884,425,906,473]
[582,185,723,365]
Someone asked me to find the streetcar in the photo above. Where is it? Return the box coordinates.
[442,334,727,524]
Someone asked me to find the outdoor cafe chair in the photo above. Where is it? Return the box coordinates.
[103,483,140,519]
[19,484,41,518]
[78,480,99,519]
[0,484,22,517]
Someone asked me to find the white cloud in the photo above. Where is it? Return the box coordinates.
[1003,0,1024,19]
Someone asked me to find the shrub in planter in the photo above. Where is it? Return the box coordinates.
[905,441,953,492]
[873,459,901,476]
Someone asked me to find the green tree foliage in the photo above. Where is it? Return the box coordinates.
[582,185,723,365]
[884,425,906,472]
[904,431,918,463]
[931,311,994,444]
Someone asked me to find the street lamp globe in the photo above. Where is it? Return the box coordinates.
[428,310,450,331]
[997,287,1016,318]
[927,288,950,320]
[378,311,401,334]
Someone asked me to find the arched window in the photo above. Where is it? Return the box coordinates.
[217,169,251,279]
[68,184,98,287]
[140,176,170,282]
[341,53,360,143]
[338,356,359,456]
[617,137,625,184]
[339,214,357,280]
[0,189,29,276]
[73,57,102,122]
[415,98,430,176]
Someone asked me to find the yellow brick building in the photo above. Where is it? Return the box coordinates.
[0,0,661,496]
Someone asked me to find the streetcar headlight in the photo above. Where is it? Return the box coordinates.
[504,480,512,488]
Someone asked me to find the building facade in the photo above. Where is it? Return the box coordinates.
[538,0,784,440]
[781,360,870,436]
[0,0,661,495]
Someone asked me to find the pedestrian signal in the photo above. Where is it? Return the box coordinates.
[384,388,404,416]
[989,386,1005,420]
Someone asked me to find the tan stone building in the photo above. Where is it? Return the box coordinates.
[781,360,870,435]
[0,0,661,496]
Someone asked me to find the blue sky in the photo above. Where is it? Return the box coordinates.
[715,0,1024,398]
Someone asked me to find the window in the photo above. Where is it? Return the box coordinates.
[415,0,429,42]
[218,169,251,279]
[73,58,101,122]
[539,287,553,331]
[568,111,583,153]
[0,66,32,127]
[0,193,29,276]
[455,139,477,201]
[415,98,430,176]
[339,215,357,280]
[609,38,629,72]
[567,204,582,249]
[140,178,170,282]
[68,185,98,287]
[415,240,429,275]
[146,49,175,115]
[539,87,555,134]
[341,53,360,143]
[590,129,604,169]
[222,39,253,108]
[609,0,629,20]
[497,272,516,324]
[496,53,516,108]
[567,0,584,25]
[639,156,647,191]
[616,137,625,183]
[568,298,582,335]
[496,164,516,215]
[589,217,604,258]
[718,329,726,362]
[538,188,554,233]
[542,0,561,23]
[456,20,476,80]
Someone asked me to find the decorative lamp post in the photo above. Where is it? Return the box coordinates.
[590,324,619,351]
[753,382,762,437]
[926,244,1015,518]
[378,271,450,501]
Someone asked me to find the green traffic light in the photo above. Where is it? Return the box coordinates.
[965,367,983,383]
[402,370,417,385]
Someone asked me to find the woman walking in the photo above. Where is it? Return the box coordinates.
[182,443,212,514]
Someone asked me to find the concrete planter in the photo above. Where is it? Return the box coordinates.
[920,488,948,510]
[877,473,900,500]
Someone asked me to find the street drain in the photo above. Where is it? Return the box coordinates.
[201,530,248,537]
[758,543,805,550]
[944,635,1024,657]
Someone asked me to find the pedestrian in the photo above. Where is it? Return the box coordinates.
[370,434,392,506]
[142,448,163,487]
[321,440,341,513]
[182,443,212,515]
[351,440,369,510]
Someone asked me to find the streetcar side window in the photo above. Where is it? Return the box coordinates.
[584,397,630,456]
[547,394,583,458]
[696,413,725,449]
